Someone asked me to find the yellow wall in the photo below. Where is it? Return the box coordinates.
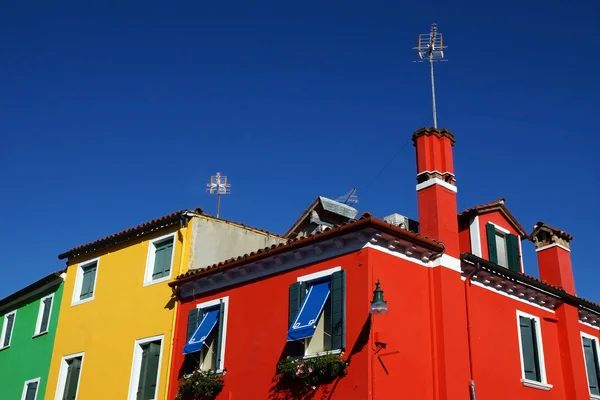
[45,225,191,400]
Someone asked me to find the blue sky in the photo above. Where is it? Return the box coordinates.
[1,1,598,301]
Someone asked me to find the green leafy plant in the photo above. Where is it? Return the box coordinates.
[175,369,225,400]
[276,352,348,393]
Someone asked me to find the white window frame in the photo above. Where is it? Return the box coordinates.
[33,293,54,337]
[194,296,229,372]
[21,377,40,400]
[71,258,99,306]
[143,233,176,287]
[127,334,164,400]
[581,332,600,399]
[0,310,17,350]
[515,310,552,391]
[54,352,85,400]
[297,267,341,357]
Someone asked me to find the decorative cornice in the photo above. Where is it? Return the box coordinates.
[412,127,456,146]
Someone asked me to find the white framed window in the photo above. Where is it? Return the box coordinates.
[581,332,600,398]
[486,223,521,272]
[71,258,99,306]
[0,310,17,349]
[143,233,176,286]
[127,335,164,400]
[183,297,229,374]
[54,352,84,400]
[516,310,552,390]
[21,377,40,400]
[34,293,54,337]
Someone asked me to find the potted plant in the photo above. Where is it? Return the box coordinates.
[175,369,226,400]
[276,352,348,393]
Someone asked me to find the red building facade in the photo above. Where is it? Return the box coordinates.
[168,127,600,400]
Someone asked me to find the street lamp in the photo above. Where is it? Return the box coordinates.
[370,279,388,315]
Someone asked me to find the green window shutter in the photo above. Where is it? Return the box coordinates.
[40,297,52,333]
[330,270,346,350]
[63,357,82,400]
[288,281,307,355]
[3,313,15,347]
[187,308,204,342]
[80,264,97,299]
[486,223,498,264]
[506,234,521,272]
[24,381,38,400]
[583,337,600,395]
[137,342,161,400]
[152,239,174,279]
[215,301,226,370]
[519,316,541,382]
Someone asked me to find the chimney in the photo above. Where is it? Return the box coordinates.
[412,127,460,257]
[529,222,575,294]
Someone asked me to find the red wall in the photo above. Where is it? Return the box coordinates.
[458,225,471,254]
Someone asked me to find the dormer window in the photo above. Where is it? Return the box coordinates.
[486,223,521,272]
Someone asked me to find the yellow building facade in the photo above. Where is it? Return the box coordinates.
[45,209,283,400]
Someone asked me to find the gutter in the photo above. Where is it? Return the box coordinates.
[461,253,600,315]
[464,262,482,400]
[171,215,445,288]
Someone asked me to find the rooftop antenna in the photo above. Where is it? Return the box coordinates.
[413,23,447,129]
[206,172,231,218]
[335,188,359,205]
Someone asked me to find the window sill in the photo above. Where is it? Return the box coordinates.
[71,297,94,307]
[0,345,9,352]
[521,379,553,391]
[590,394,600,400]
[32,331,48,339]
[143,274,172,287]
[301,349,342,360]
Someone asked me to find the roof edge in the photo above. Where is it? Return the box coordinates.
[458,201,527,238]
[0,270,65,311]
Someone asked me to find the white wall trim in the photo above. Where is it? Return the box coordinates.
[297,267,341,282]
[54,352,85,400]
[143,232,177,287]
[535,243,571,253]
[469,216,482,257]
[0,310,17,349]
[21,377,41,400]
[430,254,461,272]
[516,310,550,387]
[365,242,460,272]
[127,334,165,400]
[579,320,600,331]
[581,331,600,398]
[71,258,100,306]
[488,222,511,235]
[195,296,229,372]
[33,293,54,337]
[463,278,555,312]
[415,178,457,193]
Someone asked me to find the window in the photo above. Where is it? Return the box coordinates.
[34,294,54,336]
[128,336,163,400]
[71,259,99,305]
[516,311,551,390]
[287,267,346,357]
[144,234,175,286]
[55,353,83,400]
[21,378,40,400]
[486,223,521,272]
[182,297,229,373]
[582,333,600,396]
[0,310,16,349]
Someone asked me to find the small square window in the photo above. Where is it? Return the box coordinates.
[21,378,40,400]
[486,223,521,272]
[516,311,552,390]
[0,310,17,349]
[128,336,163,400]
[56,353,84,399]
[71,259,99,306]
[582,333,600,396]
[34,294,54,336]
[144,234,176,286]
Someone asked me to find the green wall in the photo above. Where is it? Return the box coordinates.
[0,282,63,400]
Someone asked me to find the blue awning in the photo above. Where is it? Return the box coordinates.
[183,309,219,354]
[287,281,330,341]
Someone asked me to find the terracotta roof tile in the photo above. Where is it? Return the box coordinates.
[171,212,445,287]
[458,198,527,238]
[530,221,574,241]
[58,207,204,260]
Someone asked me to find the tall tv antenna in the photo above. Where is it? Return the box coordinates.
[413,23,448,129]
[206,172,231,218]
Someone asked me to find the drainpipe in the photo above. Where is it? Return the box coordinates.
[464,263,481,400]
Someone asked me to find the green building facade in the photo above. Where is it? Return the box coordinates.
[0,271,64,400]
